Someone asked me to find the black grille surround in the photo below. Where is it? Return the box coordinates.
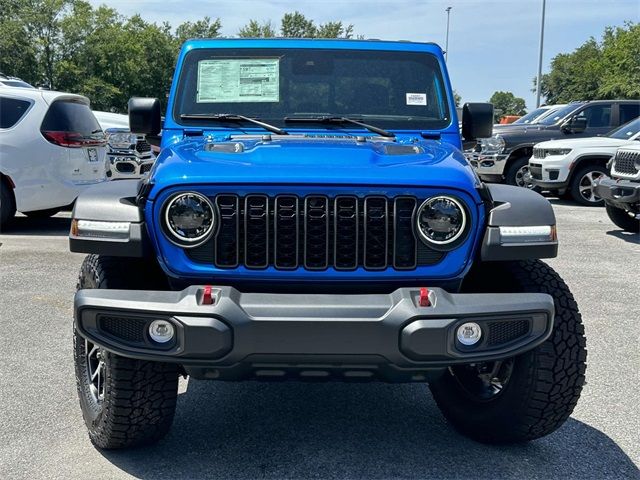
[186,194,449,271]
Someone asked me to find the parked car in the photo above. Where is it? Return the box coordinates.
[69,38,587,449]
[93,111,155,179]
[595,144,640,232]
[0,86,107,228]
[0,73,34,89]
[468,100,640,187]
[493,104,568,131]
[529,116,640,205]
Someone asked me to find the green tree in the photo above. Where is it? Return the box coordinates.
[274,11,354,39]
[489,91,527,121]
[453,90,462,107]
[538,22,640,103]
[238,19,276,38]
[174,16,221,45]
[0,1,39,83]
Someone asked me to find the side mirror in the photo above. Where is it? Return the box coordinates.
[561,116,587,134]
[461,102,494,141]
[128,97,161,135]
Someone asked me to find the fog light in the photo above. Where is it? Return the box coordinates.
[457,322,482,346]
[149,320,175,343]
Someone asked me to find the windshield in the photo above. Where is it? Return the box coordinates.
[512,107,549,124]
[607,117,640,139]
[537,104,582,126]
[174,48,451,130]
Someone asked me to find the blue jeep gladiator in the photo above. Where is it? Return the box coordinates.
[69,38,586,449]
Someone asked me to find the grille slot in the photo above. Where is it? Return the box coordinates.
[215,195,240,267]
[244,195,269,268]
[363,196,388,269]
[274,196,299,269]
[487,320,530,346]
[304,196,330,270]
[334,196,359,270]
[186,194,447,270]
[393,197,417,269]
[613,149,640,176]
[99,316,147,343]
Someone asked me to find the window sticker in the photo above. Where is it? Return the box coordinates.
[197,58,280,103]
[406,93,427,106]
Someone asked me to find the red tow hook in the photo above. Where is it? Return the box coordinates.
[201,285,214,305]
[419,287,431,307]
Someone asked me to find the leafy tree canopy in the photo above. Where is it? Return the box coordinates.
[489,91,527,121]
[538,22,640,103]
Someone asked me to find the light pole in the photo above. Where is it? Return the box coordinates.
[535,0,546,107]
[445,6,452,62]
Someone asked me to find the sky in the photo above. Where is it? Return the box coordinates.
[88,0,639,110]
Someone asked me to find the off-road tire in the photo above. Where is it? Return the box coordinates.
[505,156,540,192]
[74,254,178,449]
[569,164,607,206]
[0,177,16,231]
[24,208,61,218]
[605,204,640,233]
[429,260,587,444]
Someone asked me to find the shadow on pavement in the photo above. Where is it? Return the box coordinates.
[606,229,640,245]
[2,215,71,236]
[101,381,639,480]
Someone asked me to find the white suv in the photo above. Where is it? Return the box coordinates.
[529,116,640,205]
[0,87,108,228]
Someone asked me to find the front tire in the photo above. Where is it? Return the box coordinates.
[430,260,587,443]
[505,156,540,192]
[605,204,639,233]
[569,165,607,206]
[0,177,16,231]
[74,255,178,449]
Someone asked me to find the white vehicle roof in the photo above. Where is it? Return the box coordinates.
[93,110,129,130]
[0,86,90,106]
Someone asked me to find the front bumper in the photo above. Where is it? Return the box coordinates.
[75,286,554,382]
[107,152,155,179]
[594,177,640,211]
[529,156,571,189]
[466,153,508,178]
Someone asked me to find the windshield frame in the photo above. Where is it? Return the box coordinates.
[171,47,453,132]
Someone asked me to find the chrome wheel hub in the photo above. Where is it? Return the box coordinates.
[450,359,515,402]
[578,171,605,203]
[515,165,535,189]
[85,339,105,404]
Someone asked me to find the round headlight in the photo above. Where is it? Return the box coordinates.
[163,192,215,247]
[416,196,467,247]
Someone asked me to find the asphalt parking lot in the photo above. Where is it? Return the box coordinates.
[0,200,638,480]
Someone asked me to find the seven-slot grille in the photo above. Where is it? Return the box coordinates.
[186,195,446,271]
[612,149,640,177]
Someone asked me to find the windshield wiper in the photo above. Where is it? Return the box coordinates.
[284,115,395,138]
[180,113,288,135]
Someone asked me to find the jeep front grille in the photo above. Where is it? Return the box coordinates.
[612,149,640,177]
[186,194,445,271]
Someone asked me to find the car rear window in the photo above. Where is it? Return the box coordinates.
[41,99,102,135]
[0,97,32,128]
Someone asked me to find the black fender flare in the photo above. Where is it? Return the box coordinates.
[480,183,558,261]
[69,180,151,257]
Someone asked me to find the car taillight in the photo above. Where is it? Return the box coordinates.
[42,130,105,148]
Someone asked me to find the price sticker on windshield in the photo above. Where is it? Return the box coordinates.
[197,58,280,103]
[406,93,427,106]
